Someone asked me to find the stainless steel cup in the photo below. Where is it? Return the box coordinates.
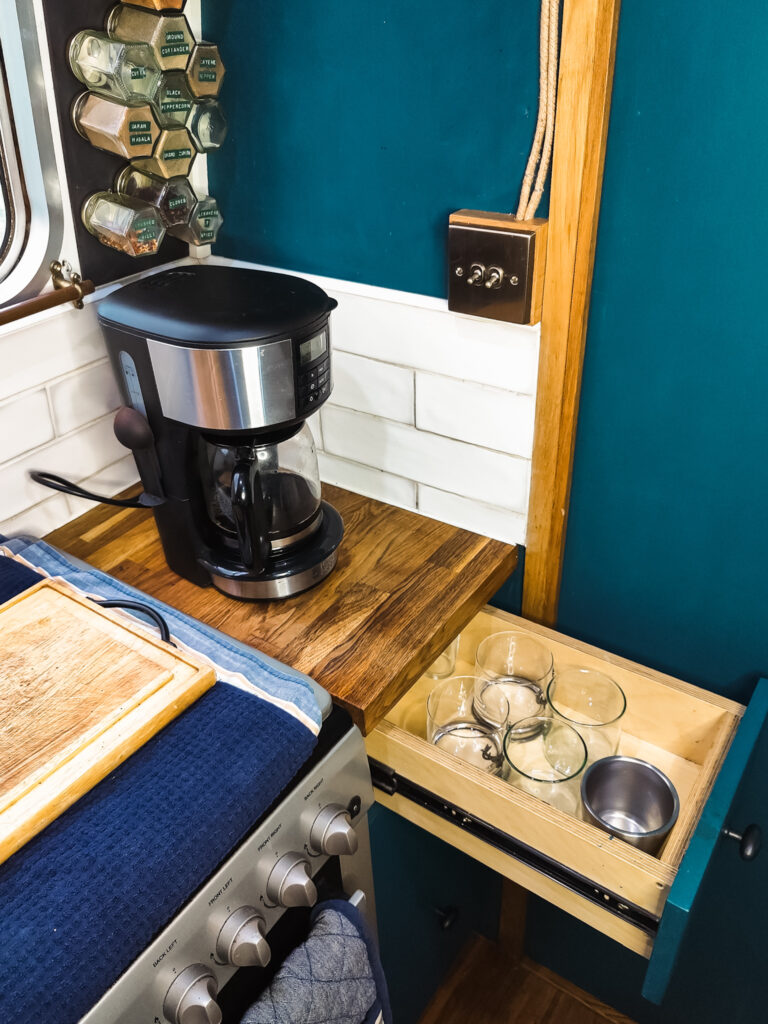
[581,755,680,855]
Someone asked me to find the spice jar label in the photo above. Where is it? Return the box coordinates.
[165,30,186,43]
[161,43,190,57]
[168,196,188,210]
[163,147,192,160]
[131,67,147,80]
[161,100,192,113]
[199,71,217,82]
[134,217,159,239]
[129,120,152,132]
[200,57,217,67]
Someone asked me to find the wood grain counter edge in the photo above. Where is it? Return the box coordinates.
[43,485,518,734]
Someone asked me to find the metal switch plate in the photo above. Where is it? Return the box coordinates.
[448,216,545,325]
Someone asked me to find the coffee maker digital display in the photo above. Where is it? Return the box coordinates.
[96,264,343,600]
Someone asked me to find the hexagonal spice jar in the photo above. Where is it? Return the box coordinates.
[130,127,196,179]
[115,166,196,228]
[72,94,160,159]
[69,31,161,105]
[186,43,225,97]
[169,195,223,245]
[152,71,195,128]
[106,5,194,73]
[186,98,228,153]
[82,192,166,256]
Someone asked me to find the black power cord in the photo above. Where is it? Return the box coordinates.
[29,471,164,509]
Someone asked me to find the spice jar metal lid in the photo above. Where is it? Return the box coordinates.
[106,5,194,73]
[72,94,160,159]
[186,43,225,97]
[129,126,196,179]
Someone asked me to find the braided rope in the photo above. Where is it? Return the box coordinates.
[516,0,550,218]
[525,0,560,219]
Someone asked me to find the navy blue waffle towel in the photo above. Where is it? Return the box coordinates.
[0,548,319,1024]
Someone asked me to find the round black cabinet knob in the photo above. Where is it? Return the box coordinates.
[723,824,762,861]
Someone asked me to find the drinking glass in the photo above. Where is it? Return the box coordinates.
[502,715,588,815]
[425,634,461,679]
[475,631,553,723]
[426,676,509,775]
[547,666,626,763]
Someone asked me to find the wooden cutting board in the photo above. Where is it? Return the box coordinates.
[0,577,215,865]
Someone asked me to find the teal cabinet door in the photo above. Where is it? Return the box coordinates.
[643,678,768,1010]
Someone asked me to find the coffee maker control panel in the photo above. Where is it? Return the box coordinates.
[296,329,331,414]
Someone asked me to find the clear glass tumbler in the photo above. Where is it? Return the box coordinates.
[425,634,461,679]
[502,715,588,815]
[547,666,626,763]
[426,676,509,775]
[475,631,553,724]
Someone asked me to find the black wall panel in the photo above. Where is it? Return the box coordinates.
[41,0,187,285]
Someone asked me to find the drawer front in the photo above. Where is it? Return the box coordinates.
[366,606,744,958]
[367,726,660,956]
[642,678,768,1006]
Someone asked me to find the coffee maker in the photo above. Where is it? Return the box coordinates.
[93,265,342,599]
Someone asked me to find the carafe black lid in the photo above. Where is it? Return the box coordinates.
[98,265,337,346]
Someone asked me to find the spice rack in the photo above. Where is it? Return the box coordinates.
[65,1,225,259]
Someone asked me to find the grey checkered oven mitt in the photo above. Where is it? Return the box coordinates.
[239,899,391,1024]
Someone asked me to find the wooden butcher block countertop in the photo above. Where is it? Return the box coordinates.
[45,484,517,733]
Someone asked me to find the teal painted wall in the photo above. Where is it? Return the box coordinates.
[204,1,541,296]
[535,2,768,1018]
[204,1,768,1017]
[557,2,768,705]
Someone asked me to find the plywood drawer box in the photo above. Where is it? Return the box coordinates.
[366,605,758,967]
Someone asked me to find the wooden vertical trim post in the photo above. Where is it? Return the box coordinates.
[522,0,622,626]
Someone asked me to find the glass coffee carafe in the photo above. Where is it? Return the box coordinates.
[199,423,322,571]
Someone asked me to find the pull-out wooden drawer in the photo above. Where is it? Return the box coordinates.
[366,606,745,959]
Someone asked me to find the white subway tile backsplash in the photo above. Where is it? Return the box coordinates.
[330,292,539,394]
[318,452,416,508]
[321,406,529,512]
[0,390,54,463]
[2,261,538,544]
[0,304,107,402]
[49,361,121,436]
[0,494,74,540]
[65,455,139,520]
[416,373,535,458]
[0,415,127,523]
[307,411,324,450]
[418,485,527,545]
[330,352,414,423]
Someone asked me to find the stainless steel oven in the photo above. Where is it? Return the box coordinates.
[79,706,376,1024]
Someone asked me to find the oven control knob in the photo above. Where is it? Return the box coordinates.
[163,963,222,1024]
[216,906,271,968]
[309,804,359,856]
[266,852,317,908]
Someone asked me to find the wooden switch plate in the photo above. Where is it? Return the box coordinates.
[448,211,548,325]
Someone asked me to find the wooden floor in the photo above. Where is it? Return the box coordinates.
[419,935,636,1024]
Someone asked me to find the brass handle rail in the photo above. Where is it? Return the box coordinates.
[0,260,95,328]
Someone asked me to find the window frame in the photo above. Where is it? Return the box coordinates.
[0,0,64,306]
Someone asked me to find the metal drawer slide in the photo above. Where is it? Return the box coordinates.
[369,757,659,938]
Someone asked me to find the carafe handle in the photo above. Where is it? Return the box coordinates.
[231,454,270,574]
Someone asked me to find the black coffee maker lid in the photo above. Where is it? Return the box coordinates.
[98,265,338,347]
